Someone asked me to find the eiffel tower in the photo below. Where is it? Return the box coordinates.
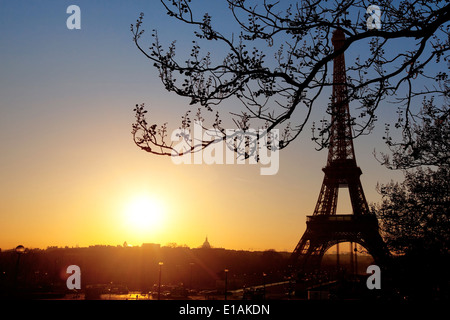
[290,28,390,271]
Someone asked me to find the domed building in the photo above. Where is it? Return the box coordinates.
[201,236,211,249]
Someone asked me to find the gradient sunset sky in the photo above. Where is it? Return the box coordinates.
[1,0,426,252]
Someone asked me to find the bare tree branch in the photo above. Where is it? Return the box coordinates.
[130,0,450,159]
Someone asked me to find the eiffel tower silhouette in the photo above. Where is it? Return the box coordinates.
[290,28,390,271]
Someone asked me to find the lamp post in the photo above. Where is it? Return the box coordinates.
[224,268,229,301]
[158,262,163,300]
[189,262,194,289]
[262,272,267,300]
[14,245,25,292]
[286,264,293,299]
[287,276,292,300]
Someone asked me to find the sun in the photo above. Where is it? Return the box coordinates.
[124,195,164,231]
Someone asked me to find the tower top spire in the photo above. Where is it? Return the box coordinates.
[327,27,357,166]
[331,28,346,48]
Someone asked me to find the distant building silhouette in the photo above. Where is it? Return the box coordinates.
[201,236,211,249]
[142,243,161,250]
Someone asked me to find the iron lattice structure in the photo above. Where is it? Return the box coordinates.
[290,29,390,271]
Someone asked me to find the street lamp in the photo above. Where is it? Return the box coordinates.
[287,276,292,300]
[15,245,25,254]
[14,245,25,292]
[158,262,163,300]
[189,262,195,289]
[224,268,229,301]
[262,272,267,300]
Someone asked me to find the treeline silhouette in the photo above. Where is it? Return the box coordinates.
[0,244,292,296]
[0,243,379,299]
